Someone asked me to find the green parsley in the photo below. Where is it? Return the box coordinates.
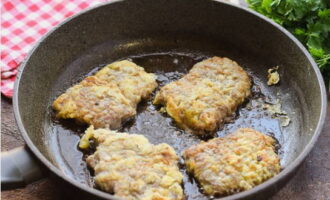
[246,0,330,88]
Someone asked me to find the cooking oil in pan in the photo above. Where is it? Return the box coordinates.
[49,52,285,200]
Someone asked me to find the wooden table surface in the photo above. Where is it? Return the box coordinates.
[4,0,329,198]
[1,96,329,200]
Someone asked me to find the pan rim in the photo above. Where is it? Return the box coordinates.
[13,0,327,199]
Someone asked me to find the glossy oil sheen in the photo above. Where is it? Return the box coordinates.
[14,0,325,199]
[48,50,299,199]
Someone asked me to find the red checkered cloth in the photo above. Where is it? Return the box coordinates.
[1,0,110,98]
[1,0,241,98]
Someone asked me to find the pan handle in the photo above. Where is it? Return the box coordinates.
[1,146,44,190]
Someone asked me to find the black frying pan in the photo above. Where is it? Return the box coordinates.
[1,0,327,199]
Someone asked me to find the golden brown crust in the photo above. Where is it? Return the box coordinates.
[95,60,158,106]
[183,128,281,196]
[53,76,135,129]
[81,126,184,200]
[154,57,251,135]
[53,60,157,129]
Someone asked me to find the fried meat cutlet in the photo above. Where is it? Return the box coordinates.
[79,126,184,200]
[53,60,157,129]
[95,60,158,106]
[183,128,280,196]
[154,57,251,135]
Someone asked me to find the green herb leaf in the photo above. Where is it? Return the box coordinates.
[246,0,330,88]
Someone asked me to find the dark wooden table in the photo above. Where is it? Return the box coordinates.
[1,96,329,200]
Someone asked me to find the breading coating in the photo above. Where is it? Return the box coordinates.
[53,76,135,129]
[154,57,251,134]
[53,60,157,129]
[80,126,184,200]
[267,66,280,86]
[183,128,281,196]
[95,60,158,106]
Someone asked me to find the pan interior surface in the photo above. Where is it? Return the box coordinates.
[14,0,325,199]
[46,38,302,199]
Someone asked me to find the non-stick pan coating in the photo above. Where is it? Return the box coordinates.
[47,40,301,199]
[14,0,326,199]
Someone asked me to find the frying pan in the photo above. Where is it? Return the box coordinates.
[1,0,327,199]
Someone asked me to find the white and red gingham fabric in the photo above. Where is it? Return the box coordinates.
[1,0,241,98]
[1,0,110,97]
